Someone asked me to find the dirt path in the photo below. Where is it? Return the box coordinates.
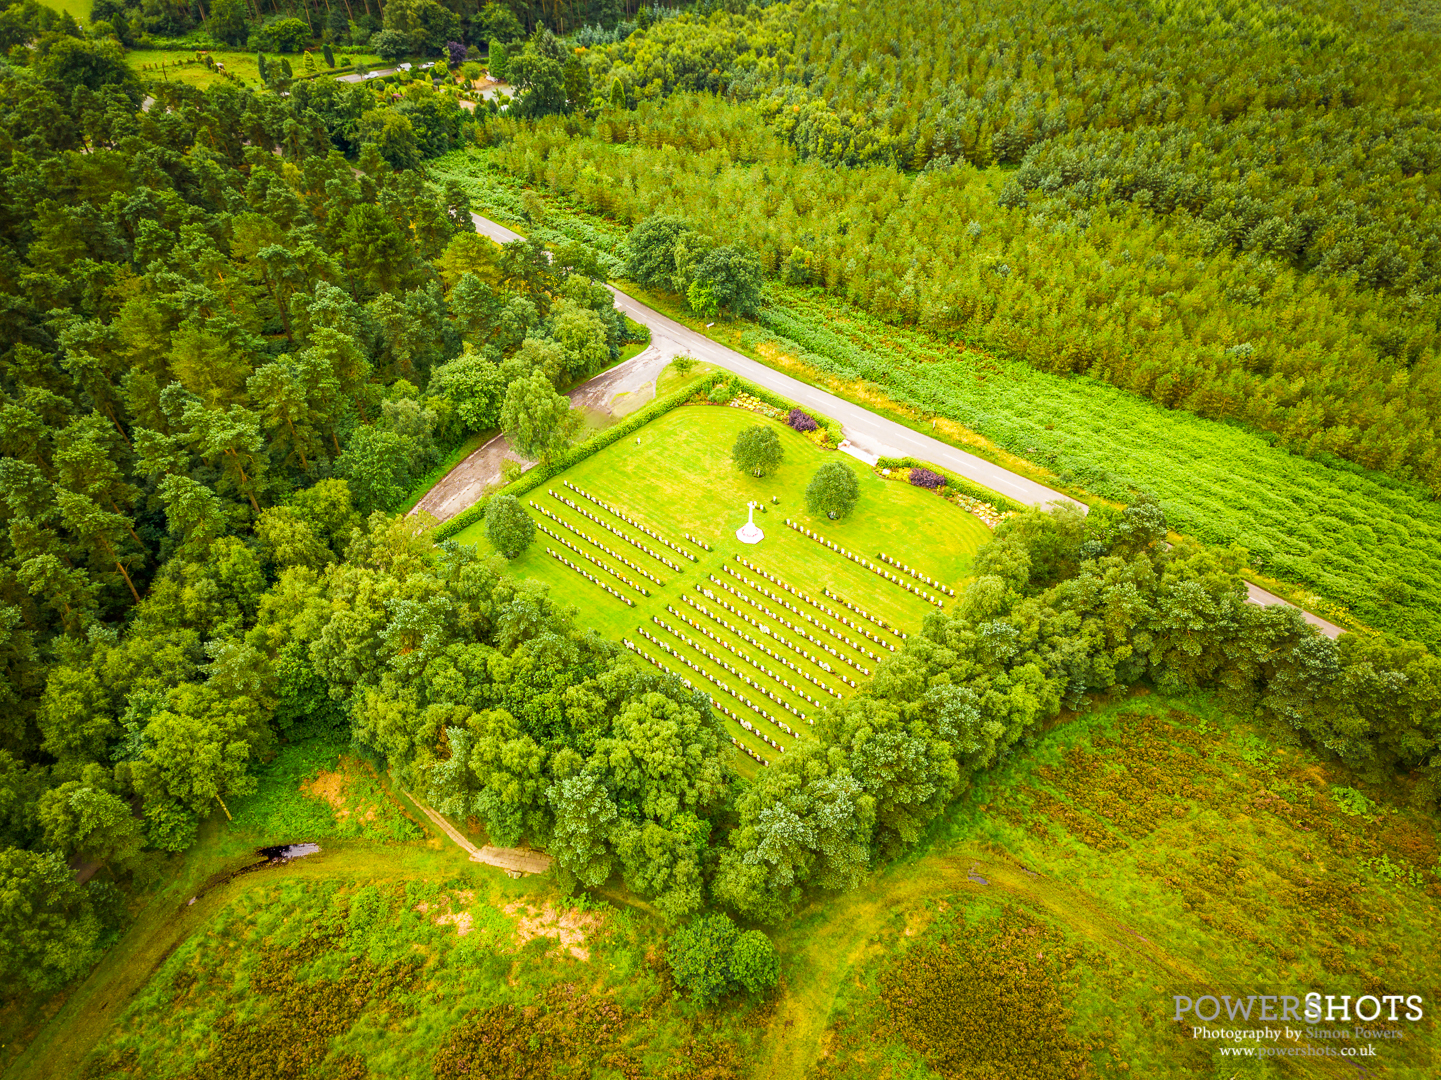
[398,787,552,877]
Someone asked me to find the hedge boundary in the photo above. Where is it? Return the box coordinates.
[875,456,1027,515]
[432,370,844,540]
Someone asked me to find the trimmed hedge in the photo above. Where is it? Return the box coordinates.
[433,371,847,540]
[876,456,1027,514]
[434,372,728,540]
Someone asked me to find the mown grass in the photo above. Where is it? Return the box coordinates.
[451,404,992,770]
[123,49,384,90]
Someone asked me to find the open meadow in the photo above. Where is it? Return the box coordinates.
[451,404,992,773]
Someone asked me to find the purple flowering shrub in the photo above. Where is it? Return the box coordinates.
[788,408,819,433]
[909,467,945,489]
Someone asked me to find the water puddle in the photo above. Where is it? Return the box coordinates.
[183,843,321,909]
[258,842,321,862]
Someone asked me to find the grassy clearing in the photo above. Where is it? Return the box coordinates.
[225,737,424,845]
[63,842,768,1079]
[18,681,1439,1077]
[38,0,87,21]
[452,405,991,771]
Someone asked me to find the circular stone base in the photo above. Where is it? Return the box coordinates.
[736,523,765,545]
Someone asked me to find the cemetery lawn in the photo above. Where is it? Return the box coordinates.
[122,50,384,89]
[452,405,992,774]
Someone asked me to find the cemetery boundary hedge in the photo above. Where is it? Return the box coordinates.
[432,373,843,539]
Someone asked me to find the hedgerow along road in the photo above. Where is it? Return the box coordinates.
[457,211,1342,639]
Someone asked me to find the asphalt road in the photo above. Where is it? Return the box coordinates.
[464,211,1344,638]
[468,212,1079,510]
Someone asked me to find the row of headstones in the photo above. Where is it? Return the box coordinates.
[694,586,863,688]
[727,734,771,766]
[684,532,713,551]
[563,480,697,562]
[548,548,635,606]
[532,503,664,586]
[636,625,797,735]
[625,639,694,692]
[549,489,682,573]
[667,605,840,701]
[821,586,908,639]
[784,519,945,608]
[878,551,956,596]
[654,614,812,723]
[624,641,785,763]
[734,555,901,641]
[676,594,837,679]
[704,576,872,678]
[543,528,649,596]
[722,564,886,659]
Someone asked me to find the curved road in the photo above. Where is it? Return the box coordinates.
[451,211,1343,639]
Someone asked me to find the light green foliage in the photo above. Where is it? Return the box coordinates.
[730,423,783,477]
[729,929,780,998]
[500,369,578,461]
[37,782,142,868]
[1331,785,1377,818]
[804,460,859,519]
[484,494,534,558]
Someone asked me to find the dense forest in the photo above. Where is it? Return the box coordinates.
[469,0,1441,492]
[2,0,1440,1012]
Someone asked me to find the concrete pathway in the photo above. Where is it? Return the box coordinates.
[468,212,1078,510]
[463,211,1347,638]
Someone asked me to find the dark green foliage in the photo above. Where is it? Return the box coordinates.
[730,424,783,477]
[0,849,111,993]
[804,460,859,520]
[483,494,534,558]
[489,0,1441,496]
[667,915,779,1005]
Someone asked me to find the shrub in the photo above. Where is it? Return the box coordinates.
[667,915,779,1005]
[787,408,818,433]
[708,379,734,404]
[909,467,944,489]
[806,460,859,519]
[485,494,534,558]
[729,929,780,998]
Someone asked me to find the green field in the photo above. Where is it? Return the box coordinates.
[453,405,992,773]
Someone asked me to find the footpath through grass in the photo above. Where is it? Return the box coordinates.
[431,148,1441,648]
[454,405,991,773]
